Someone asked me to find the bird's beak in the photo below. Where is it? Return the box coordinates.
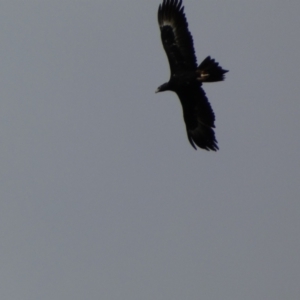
[155,88,160,93]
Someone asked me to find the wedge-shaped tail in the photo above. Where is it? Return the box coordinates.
[197,56,228,82]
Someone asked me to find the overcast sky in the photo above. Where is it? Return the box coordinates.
[0,1,299,299]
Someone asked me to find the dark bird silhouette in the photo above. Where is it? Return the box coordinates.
[156,0,228,151]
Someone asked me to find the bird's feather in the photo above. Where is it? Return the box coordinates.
[158,0,197,74]
[176,85,218,151]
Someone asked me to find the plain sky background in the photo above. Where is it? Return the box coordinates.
[0,1,299,299]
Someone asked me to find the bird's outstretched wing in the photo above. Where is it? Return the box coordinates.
[176,85,218,151]
[158,0,197,74]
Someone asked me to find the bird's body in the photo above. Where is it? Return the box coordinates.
[156,0,228,151]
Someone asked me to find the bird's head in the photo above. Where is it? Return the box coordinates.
[155,82,169,93]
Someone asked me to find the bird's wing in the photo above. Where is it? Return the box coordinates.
[176,85,218,151]
[158,0,197,74]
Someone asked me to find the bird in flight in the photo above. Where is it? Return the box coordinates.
[156,0,228,151]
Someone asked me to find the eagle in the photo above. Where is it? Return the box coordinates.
[156,0,228,151]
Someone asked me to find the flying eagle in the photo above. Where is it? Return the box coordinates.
[156,0,228,151]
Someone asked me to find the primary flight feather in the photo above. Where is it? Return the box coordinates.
[156,0,228,151]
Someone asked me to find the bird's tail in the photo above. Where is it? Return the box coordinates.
[196,56,228,82]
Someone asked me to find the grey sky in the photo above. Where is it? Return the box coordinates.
[0,1,299,299]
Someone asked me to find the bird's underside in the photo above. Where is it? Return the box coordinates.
[156,0,228,151]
